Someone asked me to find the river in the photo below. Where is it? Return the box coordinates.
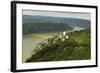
[22,34,53,62]
[22,26,85,62]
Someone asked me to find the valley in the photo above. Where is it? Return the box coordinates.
[22,15,91,63]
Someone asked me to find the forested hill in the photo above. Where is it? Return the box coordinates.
[26,28,91,62]
[23,15,90,28]
[22,15,90,34]
[23,22,73,34]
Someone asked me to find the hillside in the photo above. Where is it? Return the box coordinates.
[23,22,73,34]
[23,15,90,28]
[26,28,91,62]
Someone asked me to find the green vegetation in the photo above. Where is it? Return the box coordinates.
[23,22,72,34]
[26,28,91,62]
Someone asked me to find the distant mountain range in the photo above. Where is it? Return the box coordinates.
[22,15,91,34]
[23,15,90,28]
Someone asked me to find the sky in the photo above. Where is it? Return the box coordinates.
[23,10,91,20]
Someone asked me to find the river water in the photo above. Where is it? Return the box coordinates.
[22,34,53,62]
[22,26,85,62]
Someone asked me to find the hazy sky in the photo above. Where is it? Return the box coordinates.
[23,10,91,20]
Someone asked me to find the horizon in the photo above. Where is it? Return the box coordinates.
[23,10,91,20]
[23,14,90,21]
